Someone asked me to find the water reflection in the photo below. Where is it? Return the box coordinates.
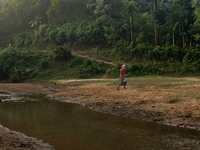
[0,91,200,150]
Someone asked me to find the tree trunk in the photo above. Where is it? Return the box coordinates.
[173,30,175,46]
[130,16,133,42]
[131,29,133,42]
[154,20,157,47]
[182,35,185,48]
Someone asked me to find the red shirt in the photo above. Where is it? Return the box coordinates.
[120,68,125,77]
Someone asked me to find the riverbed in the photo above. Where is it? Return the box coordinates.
[0,90,200,150]
[0,79,200,149]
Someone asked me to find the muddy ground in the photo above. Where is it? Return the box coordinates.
[0,78,200,149]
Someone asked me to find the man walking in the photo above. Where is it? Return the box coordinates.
[117,65,126,90]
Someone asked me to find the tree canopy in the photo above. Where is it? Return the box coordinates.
[0,0,199,49]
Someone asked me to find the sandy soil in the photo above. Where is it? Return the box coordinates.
[0,79,200,149]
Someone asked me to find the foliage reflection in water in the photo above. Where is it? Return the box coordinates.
[0,91,200,150]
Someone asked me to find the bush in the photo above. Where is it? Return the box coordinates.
[147,45,183,61]
[108,63,122,78]
[79,59,107,78]
[76,21,106,45]
[126,62,155,76]
[68,57,84,68]
[52,46,72,61]
[0,46,18,78]
[0,46,48,81]
[39,58,50,69]
[131,43,154,58]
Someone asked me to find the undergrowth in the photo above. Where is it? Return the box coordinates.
[1,43,200,83]
[0,46,109,82]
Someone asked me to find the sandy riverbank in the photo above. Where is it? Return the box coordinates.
[0,78,200,149]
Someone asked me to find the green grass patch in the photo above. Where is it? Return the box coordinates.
[58,80,109,87]
[182,86,197,89]
[112,77,185,88]
[107,76,184,88]
[159,83,181,89]
[175,92,200,100]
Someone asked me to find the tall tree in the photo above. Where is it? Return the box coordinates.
[146,0,172,47]
[147,0,159,47]
[191,0,200,42]
[123,0,139,43]
[193,0,200,25]
[87,0,111,18]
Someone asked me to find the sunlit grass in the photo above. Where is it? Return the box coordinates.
[108,76,185,88]
[55,80,112,87]
[49,76,200,102]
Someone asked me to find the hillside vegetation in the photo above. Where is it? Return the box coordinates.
[1,0,200,81]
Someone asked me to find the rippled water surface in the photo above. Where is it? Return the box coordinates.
[0,91,200,150]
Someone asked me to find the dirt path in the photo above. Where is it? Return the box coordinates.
[57,78,117,83]
[71,51,130,79]
[71,52,116,66]
[71,51,115,79]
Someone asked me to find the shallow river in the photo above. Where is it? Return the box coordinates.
[0,91,200,150]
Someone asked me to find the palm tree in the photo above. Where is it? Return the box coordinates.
[29,15,42,28]
[192,0,200,25]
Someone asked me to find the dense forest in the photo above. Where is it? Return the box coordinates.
[1,0,200,49]
[1,0,200,81]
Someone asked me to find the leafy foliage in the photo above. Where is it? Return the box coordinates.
[52,46,72,61]
[1,0,200,79]
[79,60,107,78]
[0,46,109,81]
[0,46,18,79]
[0,46,44,81]
[29,15,42,28]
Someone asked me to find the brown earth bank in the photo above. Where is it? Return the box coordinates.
[1,79,200,149]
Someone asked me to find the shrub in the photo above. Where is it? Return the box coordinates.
[0,46,17,77]
[147,44,183,61]
[164,45,183,61]
[131,43,154,58]
[68,57,84,68]
[14,33,27,48]
[48,28,59,43]
[79,59,107,78]
[39,58,50,69]
[108,63,122,78]
[55,28,66,44]
[0,46,48,81]
[52,46,72,61]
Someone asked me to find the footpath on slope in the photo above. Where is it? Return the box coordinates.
[71,51,128,78]
[71,51,116,66]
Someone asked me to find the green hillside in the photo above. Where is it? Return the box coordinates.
[1,0,200,81]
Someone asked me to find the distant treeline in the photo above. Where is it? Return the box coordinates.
[0,0,200,50]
